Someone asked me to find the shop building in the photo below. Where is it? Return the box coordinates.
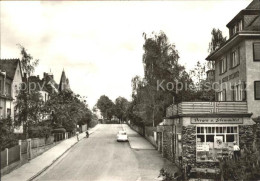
[159,101,255,171]
[157,0,259,172]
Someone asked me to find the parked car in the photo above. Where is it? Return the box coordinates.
[117,130,128,142]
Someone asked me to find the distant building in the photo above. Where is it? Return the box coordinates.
[59,69,71,92]
[42,71,59,94]
[206,0,260,118]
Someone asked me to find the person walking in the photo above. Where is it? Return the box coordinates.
[76,131,79,141]
[233,141,240,160]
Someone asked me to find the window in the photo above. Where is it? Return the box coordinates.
[255,81,260,100]
[196,126,239,162]
[219,58,227,74]
[0,80,2,94]
[230,48,240,68]
[234,84,243,101]
[232,25,237,35]
[5,83,11,96]
[217,89,226,101]
[238,20,243,31]
[7,108,11,117]
[253,43,260,61]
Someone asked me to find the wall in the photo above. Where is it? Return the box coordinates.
[144,126,157,146]
[182,126,196,168]
[130,124,144,135]
[214,40,247,101]
[245,39,260,118]
[11,64,22,119]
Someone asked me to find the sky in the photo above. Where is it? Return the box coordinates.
[0,0,251,109]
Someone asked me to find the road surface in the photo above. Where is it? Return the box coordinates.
[36,124,177,181]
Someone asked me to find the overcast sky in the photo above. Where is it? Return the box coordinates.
[0,0,251,108]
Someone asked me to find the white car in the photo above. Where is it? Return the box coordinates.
[117,130,128,142]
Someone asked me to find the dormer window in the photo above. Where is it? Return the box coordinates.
[232,25,237,35]
[238,19,243,31]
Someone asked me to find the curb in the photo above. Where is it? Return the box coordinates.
[27,126,98,181]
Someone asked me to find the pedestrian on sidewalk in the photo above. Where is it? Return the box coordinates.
[86,130,89,138]
[76,131,79,141]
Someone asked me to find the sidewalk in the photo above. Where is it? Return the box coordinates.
[2,125,100,181]
[122,124,155,150]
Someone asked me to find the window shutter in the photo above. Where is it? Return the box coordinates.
[231,86,235,101]
[230,53,233,68]
[219,60,222,73]
[242,82,246,101]
[254,43,260,61]
[223,89,226,101]
[255,81,260,100]
[238,47,240,65]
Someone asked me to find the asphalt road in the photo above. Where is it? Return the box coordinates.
[36,124,177,181]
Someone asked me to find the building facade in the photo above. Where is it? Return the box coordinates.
[0,59,23,120]
[206,0,260,118]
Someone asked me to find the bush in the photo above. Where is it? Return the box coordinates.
[51,128,66,133]
[0,117,18,151]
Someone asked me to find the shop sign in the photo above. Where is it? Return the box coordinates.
[191,117,243,124]
[221,71,239,83]
[197,144,209,152]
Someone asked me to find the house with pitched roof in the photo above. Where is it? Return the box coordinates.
[206,0,260,118]
[0,59,23,121]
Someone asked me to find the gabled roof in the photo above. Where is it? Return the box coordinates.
[0,59,22,80]
[227,0,260,28]
[246,0,260,9]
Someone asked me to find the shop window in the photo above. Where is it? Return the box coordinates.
[253,43,260,61]
[196,126,239,162]
[255,81,260,100]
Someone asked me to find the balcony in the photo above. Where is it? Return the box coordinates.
[166,101,248,117]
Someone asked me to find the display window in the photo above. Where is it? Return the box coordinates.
[196,126,238,162]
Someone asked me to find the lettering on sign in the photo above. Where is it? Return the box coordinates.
[221,71,239,83]
[197,144,209,152]
[191,117,243,124]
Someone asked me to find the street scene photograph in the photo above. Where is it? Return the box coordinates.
[0,0,260,180]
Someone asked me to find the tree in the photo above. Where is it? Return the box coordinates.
[114,96,129,123]
[96,95,115,120]
[129,31,194,126]
[43,91,90,132]
[17,44,39,77]
[14,45,41,138]
[15,89,45,138]
[208,28,227,53]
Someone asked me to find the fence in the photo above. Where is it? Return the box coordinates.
[8,145,20,165]
[1,149,7,168]
[20,140,28,154]
[1,132,72,172]
[0,145,20,169]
